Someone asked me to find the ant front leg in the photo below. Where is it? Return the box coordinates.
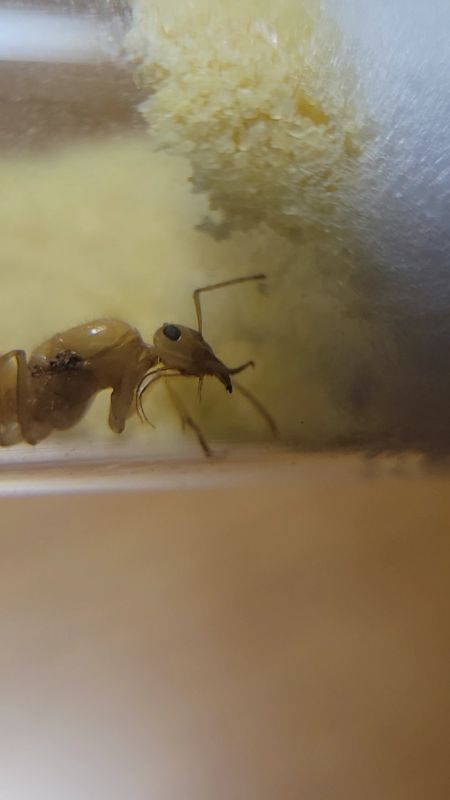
[137,369,212,456]
[109,366,142,434]
[108,353,158,434]
[0,349,45,445]
[164,380,212,457]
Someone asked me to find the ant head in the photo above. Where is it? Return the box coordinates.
[153,323,233,391]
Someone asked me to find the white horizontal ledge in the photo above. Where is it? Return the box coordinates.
[0,9,124,63]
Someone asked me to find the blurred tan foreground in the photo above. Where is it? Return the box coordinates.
[0,456,449,800]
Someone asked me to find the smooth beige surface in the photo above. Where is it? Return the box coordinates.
[0,460,449,799]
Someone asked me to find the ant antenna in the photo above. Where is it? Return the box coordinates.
[193,273,266,336]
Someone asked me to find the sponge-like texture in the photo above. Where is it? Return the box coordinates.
[128,0,368,243]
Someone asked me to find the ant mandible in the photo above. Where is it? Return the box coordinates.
[0,274,277,455]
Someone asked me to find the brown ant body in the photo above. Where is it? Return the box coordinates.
[0,275,276,455]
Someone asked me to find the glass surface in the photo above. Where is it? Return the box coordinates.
[1,9,449,799]
[0,0,449,470]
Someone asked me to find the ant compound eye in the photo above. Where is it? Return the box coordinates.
[163,324,182,342]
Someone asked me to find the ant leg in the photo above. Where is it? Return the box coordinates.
[193,273,266,335]
[109,349,159,433]
[0,351,21,445]
[109,366,145,434]
[233,378,279,437]
[164,380,212,457]
[0,349,42,444]
[136,367,180,426]
[136,370,211,455]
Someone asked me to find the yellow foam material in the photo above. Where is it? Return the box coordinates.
[128,0,367,241]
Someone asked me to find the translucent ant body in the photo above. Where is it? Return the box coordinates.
[0,275,276,455]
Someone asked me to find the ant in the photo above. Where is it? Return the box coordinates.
[0,274,277,455]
